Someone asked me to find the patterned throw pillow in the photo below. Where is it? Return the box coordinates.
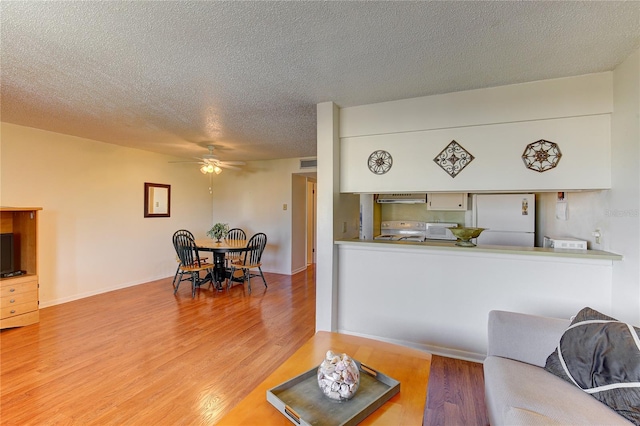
[544,307,640,425]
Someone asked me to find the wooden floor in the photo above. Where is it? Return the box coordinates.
[424,356,490,426]
[1,265,489,425]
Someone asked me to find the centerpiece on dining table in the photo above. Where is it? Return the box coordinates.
[207,223,229,243]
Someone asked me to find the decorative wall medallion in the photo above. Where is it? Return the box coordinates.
[368,150,393,174]
[522,139,562,172]
[433,140,474,178]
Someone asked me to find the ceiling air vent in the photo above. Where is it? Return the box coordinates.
[300,158,317,169]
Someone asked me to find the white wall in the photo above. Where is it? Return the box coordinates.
[0,123,212,306]
[340,73,612,138]
[610,48,640,324]
[315,102,360,333]
[316,101,340,332]
[505,50,640,326]
[534,51,639,311]
[339,73,613,193]
[536,191,611,249]
[341,115,611,193]
[207,157,309,275]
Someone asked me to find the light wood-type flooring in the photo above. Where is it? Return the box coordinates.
[1,265,489,425]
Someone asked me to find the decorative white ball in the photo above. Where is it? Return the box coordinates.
[317,350,360,401]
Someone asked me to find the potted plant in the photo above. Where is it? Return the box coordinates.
[207,223,229,243]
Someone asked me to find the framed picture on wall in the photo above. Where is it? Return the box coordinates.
[144,182,171,218]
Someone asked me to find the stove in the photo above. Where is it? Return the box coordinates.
[374,221,427,242]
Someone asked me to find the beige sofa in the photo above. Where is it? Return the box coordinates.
[483,310,632,425]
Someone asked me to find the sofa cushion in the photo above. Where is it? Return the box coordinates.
[484,356,630,425]
[504,407,565,425]
[544,307,640,425]
[487,310,570,367]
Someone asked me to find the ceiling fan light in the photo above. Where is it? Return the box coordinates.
[200,165,208,174]
[213,166,222,175]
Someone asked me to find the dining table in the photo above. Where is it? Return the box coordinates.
[195,238,248,290]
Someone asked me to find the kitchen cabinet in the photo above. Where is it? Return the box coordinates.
[427,193,468,211]
[0,207,41,329]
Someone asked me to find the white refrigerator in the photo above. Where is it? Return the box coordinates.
[471,194,535,246]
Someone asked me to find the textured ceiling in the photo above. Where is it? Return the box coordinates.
[1,1,639,162]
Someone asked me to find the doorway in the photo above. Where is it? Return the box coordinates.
[306,179,317,264]
[292,173,317,273]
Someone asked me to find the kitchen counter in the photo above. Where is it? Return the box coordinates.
[335,238,623,261]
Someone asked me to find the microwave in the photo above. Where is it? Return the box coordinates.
[425,222,458,241]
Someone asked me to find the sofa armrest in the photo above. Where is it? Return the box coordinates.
[487,310,570,367]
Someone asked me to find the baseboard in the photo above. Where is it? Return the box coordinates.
[39,265,304,308]
[290,265,307,275]
[39,274,170,308]
[336,329,486,363]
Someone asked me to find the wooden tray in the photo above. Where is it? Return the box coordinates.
[266,360,400,426]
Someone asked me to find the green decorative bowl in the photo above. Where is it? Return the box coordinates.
[449,227,486,247]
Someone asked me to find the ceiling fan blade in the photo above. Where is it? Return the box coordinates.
[217,163,241,170]
[171,144,245,172]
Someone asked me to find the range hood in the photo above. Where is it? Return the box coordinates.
[376,193,427,204]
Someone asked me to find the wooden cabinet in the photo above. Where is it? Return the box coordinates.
[427,193,468,211]
[0,207,41,329]
[1,275,38,327]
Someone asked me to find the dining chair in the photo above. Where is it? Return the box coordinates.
[171,229,194,288]
[172,230,210,288]
[224,228,246,266]
[227,232,267,294]
[172,230,213,297]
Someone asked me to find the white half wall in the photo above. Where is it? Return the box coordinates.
[337,243,615,361]
[0,123,213,306]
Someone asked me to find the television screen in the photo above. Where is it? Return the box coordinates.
[1,233,15,275]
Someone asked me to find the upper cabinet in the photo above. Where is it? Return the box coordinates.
[337,73,613,194]
[428,193,468,211]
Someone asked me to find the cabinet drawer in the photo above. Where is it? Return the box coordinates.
[1,298,38,319]
[1,290,38,309]
[1,279,38,297]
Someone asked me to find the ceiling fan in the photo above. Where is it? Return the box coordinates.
[170,145,246,174]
